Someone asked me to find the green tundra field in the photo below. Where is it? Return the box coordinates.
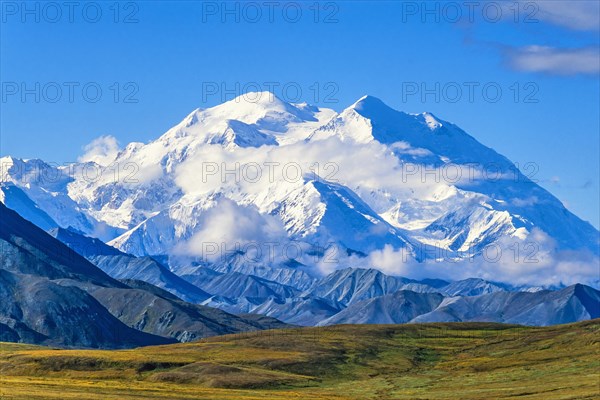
[0,320,598,400]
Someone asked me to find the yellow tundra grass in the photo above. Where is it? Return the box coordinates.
[0,320,598,399]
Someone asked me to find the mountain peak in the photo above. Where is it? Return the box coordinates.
[201,91,318,128]
[350,96,443,131]
[223,91,287,109]
[347,95,418,132]
[351,95,392,113]
[0,155,17,164]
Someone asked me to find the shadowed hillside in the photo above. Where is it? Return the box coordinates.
[0,202,289,348]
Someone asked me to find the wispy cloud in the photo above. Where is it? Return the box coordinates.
[176,198,287,262]
[359,228,600,287]
[461,2,600,76]
[526,0,600,31]
[78,135,121,165]
[506,46,600,76]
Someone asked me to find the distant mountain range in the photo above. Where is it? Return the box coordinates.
[1,93,599,348]
[38,222,600,328]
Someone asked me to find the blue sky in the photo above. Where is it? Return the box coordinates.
[1,1,599,227]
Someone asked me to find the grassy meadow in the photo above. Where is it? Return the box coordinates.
[0,320,598,399]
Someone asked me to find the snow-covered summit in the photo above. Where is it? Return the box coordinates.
[1,92,598,286]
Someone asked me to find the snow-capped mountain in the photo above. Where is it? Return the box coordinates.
[1,92,598,287]
[0,183,58,231]
[0,159,110,238]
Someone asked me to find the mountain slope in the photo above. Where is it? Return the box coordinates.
[250,296,343,326]
[413,284,600,325]
[90,255,210,303]
[320,290,445,325]
[441,278,508,296]
[49,227,210,303]
[0,157,114,239]
[182,271,299,300]
[0,269,172,348]
[87,283,282,342]
[310,95,599,254]
[0,204,287,347]
[196,255,317,291]
[0,203,121,286]
[320,284,600,326]
[272,179,412,253]
[0,203,173,348]
[0,183,58,231]
[307,268,412,305]
[49,227,124,257]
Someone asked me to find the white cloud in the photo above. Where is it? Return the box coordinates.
[461,2,600,76]
[493,1,599,31]
[390,141,433,157]
[506,46,600,75]
[78,135,121,165]
[526,0,600,31]
[174,136,451,209]
[359,228,600,288]
[177,198,287,262]
[512,196,539,207]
